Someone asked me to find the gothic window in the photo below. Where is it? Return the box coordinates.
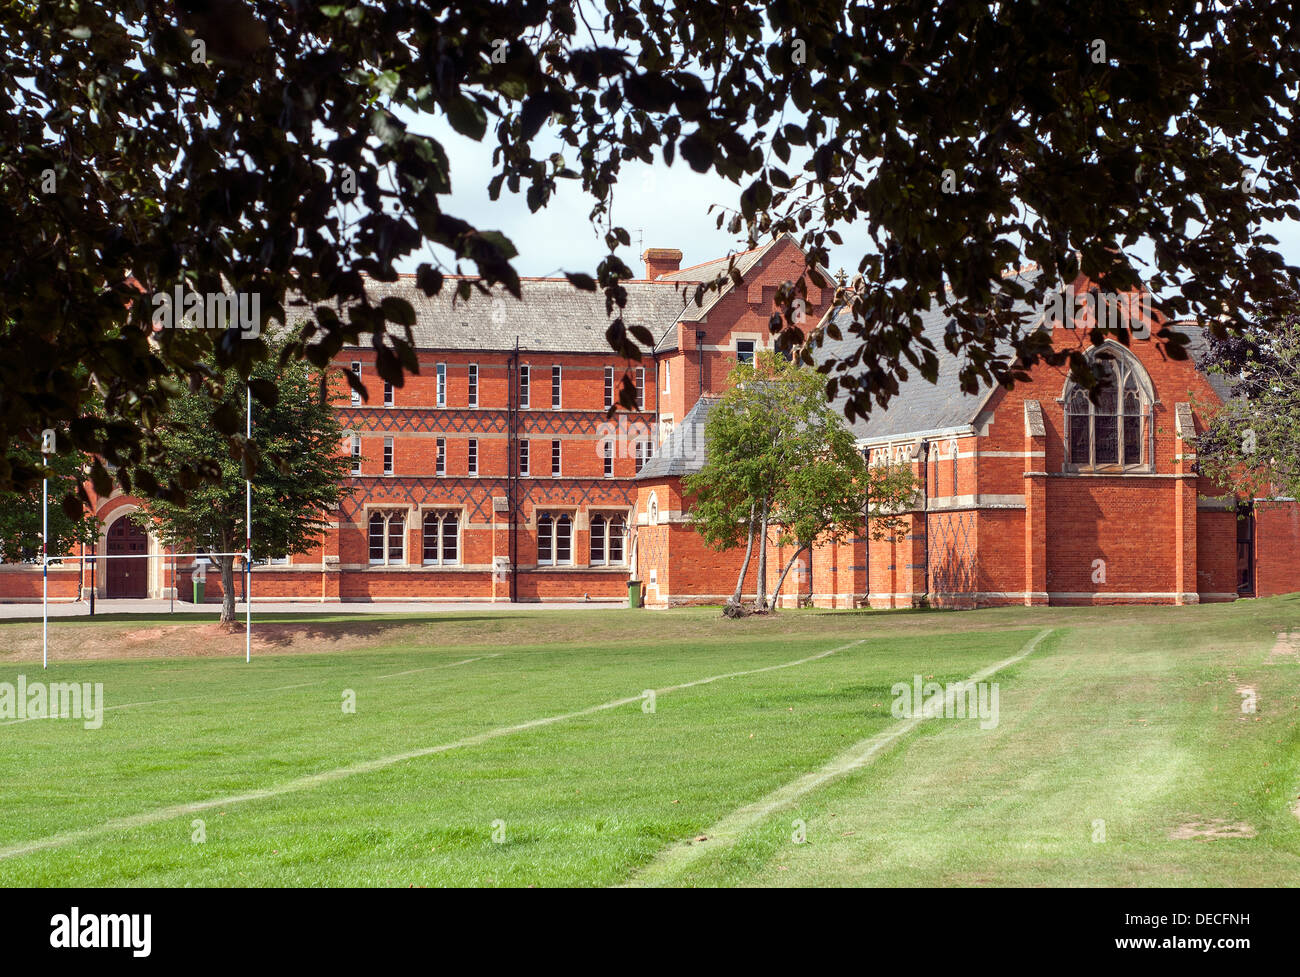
[1064,349,1152,471]
[590,514,627,566]
[537,512,573,566]
[368,511,406,565]
[422,510,460,565]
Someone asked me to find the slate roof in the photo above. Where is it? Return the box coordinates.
[292,234,817,357]
[1182,326,1234,402]
[811,273,1233,443]
[810,269,1041,441]
[635,396,719,480]
[288,276,700,354]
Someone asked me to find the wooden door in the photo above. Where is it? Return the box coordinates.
[106,518,148,598]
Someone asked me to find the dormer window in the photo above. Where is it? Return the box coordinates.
[1063,347,1154,472]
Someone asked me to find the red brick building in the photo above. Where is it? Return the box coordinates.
[6,240,1297,608]
[7,234,830,605]
[636,268,1300,607]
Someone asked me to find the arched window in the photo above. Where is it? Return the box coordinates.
[441,512,458,564]
[948,438,960,495]
[537,512,573,566]
[589,513,627,566]
[388,513,405,563]
[1064,349,1152,471]
[369,510,406,565]
[608,515,625,564]
[538,512,553,564]
[556,514,572,564]
[422,510,460,565]
[368,512,385,563]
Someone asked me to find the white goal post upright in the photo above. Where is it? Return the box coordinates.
[39,384,255,668]
[41,439,48,671]
[246,382,252,665]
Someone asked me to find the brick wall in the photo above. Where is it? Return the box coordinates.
[1255,501,1300,597]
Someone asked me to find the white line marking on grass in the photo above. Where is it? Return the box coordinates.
[0,639,866,861]
[376,654,500,679]
[625,629,1055,887]
[0,655,501,725]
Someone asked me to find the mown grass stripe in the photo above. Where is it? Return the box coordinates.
[0,638,867,861]
[626,628,1055,886]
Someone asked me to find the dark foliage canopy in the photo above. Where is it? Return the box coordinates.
[4,0,1299,499]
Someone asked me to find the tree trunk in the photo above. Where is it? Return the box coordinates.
[770,544,809,613]
[219,554,236,625]
[729,503,757,606]
[753,502,770,610]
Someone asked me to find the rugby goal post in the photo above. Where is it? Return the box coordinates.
[40,385,255,668]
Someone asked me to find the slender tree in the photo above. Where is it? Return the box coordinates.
[686,356,791,610]
[687,353,914,612]
[136,356,353,624]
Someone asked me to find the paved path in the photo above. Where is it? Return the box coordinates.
[0,598,626,619]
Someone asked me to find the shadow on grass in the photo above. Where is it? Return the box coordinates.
[0,612,543,652]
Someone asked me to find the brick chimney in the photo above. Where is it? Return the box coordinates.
[642,248,683,280]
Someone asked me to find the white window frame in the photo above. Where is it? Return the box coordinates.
[422,509,461,566]
[367,510,407,566]
[467,437,478,477]
[519,364,530,409]
[604,366,615,410]
[551,364,562,409]
[383,436,394,476]
[468,363,479,408]
[551,438,562,478]
[589,513,628,566]
[736,339,756,365]
[383,379,394,407]
[519,439,529,477]
[350,361,362,405]
[536,511,574,566]
[351,434,361,475]
[436,362,447,408]
[603,439,613,478]
[436,437,446,477]
[635,367,645,410]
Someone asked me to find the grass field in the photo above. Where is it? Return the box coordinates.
[1,597,1298,887]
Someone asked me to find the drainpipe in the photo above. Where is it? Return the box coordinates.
[862,447,870,607]
[920,439,930,602]
[509,337,519,603]
[652,337,661,454]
